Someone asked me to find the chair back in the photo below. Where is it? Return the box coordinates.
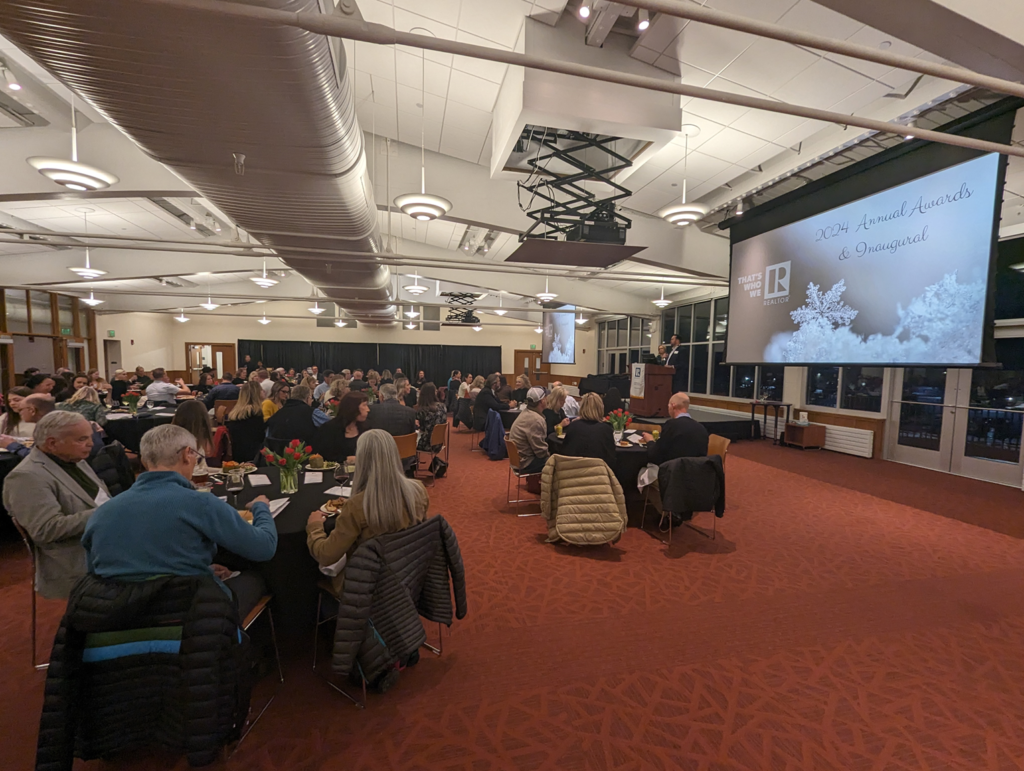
[393,432,417,460]
[263,436,287,456]
[631,422,660,434]
[10,516,35,561]
[708,434,731,463]
[213,399,237,425]
[429,422,447,448]
[505,438,522,470]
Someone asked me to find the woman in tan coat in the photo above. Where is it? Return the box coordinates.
[306,428,429,594]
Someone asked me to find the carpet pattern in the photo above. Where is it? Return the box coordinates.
[4,424,1024,770]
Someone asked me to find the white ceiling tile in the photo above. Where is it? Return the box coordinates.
[442,99,493,135]
[397,110,443,150]
[625,188,678,214]
[723,38,819,96]
[395,84,446,121]
[689,164,745,200]
[635,14,687,55]
[457,0,527,49]
[674,113,728,151]
[447,69,501,111]
[675,151,733,184]
[728,109,808,143]
[708,0,798,23]
[771,59,870,110]
[697,127,769,164]
[686,78,764,126]
[394,50,452,98]
[736,142,789,171]
[777,0,863,39]
[478,124,494,167]
[654,54,682,77]
[366,75,398,109]
[394,0,463,28]
[632,46,658,66]
[357,101,398,140]
[453,31,510,84]
[827,79,896,116]
[672,21,758,75]
[440,124,486,164]
[352,41,396,82]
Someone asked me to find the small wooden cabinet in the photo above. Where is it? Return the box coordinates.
[783,422,826,449]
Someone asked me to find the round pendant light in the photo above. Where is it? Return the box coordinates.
[405,321,418,330]
[536,277,557,303]
[174,309,189,323]
[472,325,483,332]
[659,125,707,228]
[334,319,347,328]
[404,274,428,296]
[308,301,325,315]
[653,286,671,308]
[28,95,118,191]
[575,312,587,325]
[534,325,544,334]
[70,209,106,279]
[257,313,271,325]
[252,258,278,288]
[80,290,103,307]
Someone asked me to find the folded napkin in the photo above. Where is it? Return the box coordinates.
[304,471,323,485]
[268,498,290,518]
[323,485,353,498]
[319,553,347,578]
[105,413,135,421]
[247,474,272,488]
[626,432,643,444]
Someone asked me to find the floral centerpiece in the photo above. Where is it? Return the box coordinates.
[123,390,142,415]
[324,397,341,418]
[604,408,633,442]
[260,439,311,494]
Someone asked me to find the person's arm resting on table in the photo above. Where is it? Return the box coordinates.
[197,494,277,562]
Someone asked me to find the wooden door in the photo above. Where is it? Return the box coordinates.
[212,344,236,379]
[514,349,548,381]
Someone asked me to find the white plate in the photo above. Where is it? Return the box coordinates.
[304,462,339,471]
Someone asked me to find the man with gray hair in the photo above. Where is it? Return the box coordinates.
[365,382,417,436]
[82,424,277,616]
[3,411,110,599]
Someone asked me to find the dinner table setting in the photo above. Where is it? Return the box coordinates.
[547,425,652,502]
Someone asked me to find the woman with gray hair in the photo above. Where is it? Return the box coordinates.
[306,428,429,596]
[82,424,278,616]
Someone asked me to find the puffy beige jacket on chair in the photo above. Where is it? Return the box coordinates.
[540,455,627,545]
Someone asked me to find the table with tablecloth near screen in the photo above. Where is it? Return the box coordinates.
[547,428,649,509]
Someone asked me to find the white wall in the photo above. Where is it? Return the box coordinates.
[98,312,597,379]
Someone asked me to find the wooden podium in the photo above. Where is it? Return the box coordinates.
[629,364,675,418]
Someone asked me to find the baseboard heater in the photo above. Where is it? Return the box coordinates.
[692,405,874,459]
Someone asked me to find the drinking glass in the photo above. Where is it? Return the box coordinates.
[226,469,245,507]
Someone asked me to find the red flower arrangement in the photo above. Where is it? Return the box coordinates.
[261,439,312,494]
[603,408,633,432]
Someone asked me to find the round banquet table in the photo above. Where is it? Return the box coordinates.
[547,428,650,506]
[213,466,342,633]
[103,404,178,452]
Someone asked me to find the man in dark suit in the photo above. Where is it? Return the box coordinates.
[642,392,708,465]
[266,384,317,445]
[348,369,369,392]
[663,334,688,394]
[364,384,417,436]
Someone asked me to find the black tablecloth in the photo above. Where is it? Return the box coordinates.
[103,405,179,452]
[501,410,520,431]
[214,465,342,633]
[547,429,649,503]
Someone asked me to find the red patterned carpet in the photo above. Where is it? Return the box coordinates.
[5,425,1024,770]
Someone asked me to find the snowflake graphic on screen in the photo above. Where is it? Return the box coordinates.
[789,280,858,329]
[766,271,985,364]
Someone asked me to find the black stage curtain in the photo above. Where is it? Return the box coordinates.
[238,340,500,385]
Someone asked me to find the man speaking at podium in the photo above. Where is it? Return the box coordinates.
[663,334,687,393]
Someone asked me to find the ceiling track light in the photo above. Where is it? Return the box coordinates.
[258,313,271,325]
[2,61,21,91]
[536,276,557,303]
[28,94,118,191]
[659,125,708,227]
[174,308,189,323]
[904,118,916,141]
[394,42,452,222]
[80,290,103,307]
[637,9,650,31]
[579,2,591,19]
[653,286,671,308]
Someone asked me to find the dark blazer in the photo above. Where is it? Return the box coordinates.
[349,379,369,392]
[313,420,360,462]
[560,418,617,472]
[266,399,317,445]
[225,413,266,464]
[473,389,510,431]
[364,399,417,436]
[664,346,688,392]
[203,382,240,409]
[647,414,709,466]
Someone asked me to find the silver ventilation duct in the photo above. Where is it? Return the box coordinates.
[0,0,396,322]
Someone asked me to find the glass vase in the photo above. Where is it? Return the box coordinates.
[280,466,299,495]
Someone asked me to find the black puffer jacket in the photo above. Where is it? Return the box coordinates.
[331,515,467,680]
[658,455,725,517]
[37,574,249,771]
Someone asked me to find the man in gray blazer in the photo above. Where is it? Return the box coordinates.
[3,411,110,599]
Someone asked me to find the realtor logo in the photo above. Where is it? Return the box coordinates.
[764,261,791,300]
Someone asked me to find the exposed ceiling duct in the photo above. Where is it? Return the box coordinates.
[0,0,396,323]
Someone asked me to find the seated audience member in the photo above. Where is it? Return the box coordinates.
[266,383,317,446]
[2,412,110,599]
[50,375,75,403]
[310,365,321,383]
[91,376,112,404]
[285,368,298,383]
[472,374,514,431]
[82,425,277,618]
[495,375,513,403]
[509,387,550,474]
[348,369,368,391]
[26,373,56,396]
[172,399,217,460]
[364,383,417,436]
[263,380,291,421]
[313,391,368,463]
[0,394,58,456]
[366,370,381,395]
[447,370,462,397]
[413,370,427,389]
[457,374,472,399]
[395,376,418,408]
[313,371,335,403]
[543,387,571,435]
[314,378,350,427]
[306,428,429,598]
[231,367,248,385]
[415,383,447,452]
[551,381,579,417]
[110,369,131,404]
[643,392,709,464]
[69,374,89,393]
[57,386,109,426]
[132,366,152,388]
[512,375,531,404]
[603,387,624,415]
[469,375,485,399]
[560,392,617,472]
[225,382,267,463]
[145,368,191,405]
[192,371,215,396]
[203,377,241,409]
[256,368,274,397]
[379,369,394,386]
[23,366,40,380]
[340,368,352,380]
[0,386,33,436]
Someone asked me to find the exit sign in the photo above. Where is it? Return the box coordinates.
[107,330,116,338]
[60,327,73,336]
[530,344,536,350]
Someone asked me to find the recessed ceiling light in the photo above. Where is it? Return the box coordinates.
[3,66,21,91]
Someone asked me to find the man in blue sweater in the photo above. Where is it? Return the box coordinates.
[83,424,277,617]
